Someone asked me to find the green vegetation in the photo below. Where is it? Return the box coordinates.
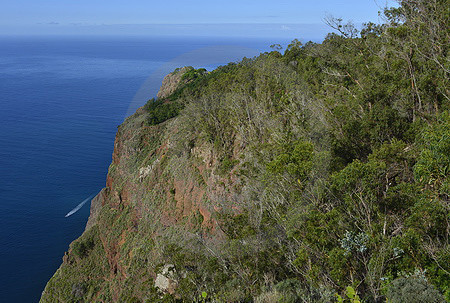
[41,1,449,302]
[181,66,207,82]
[145,98,184,125]
[72,234,95,258]
[387,274,446,303]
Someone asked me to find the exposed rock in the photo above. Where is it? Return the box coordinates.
[138,158,159,181]
[154,264,178,294]
[85,188,104,230]
[62,251,70,264]
[156,67,190,99]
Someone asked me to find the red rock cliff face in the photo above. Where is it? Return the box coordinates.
[40,69,244,302]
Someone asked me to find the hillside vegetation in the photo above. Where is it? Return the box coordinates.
[41,1,448,302]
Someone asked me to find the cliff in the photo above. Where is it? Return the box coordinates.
[40,10,449,300]
[40,67,245,302]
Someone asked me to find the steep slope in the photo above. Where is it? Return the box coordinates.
[41,3,449,301]
[40,67,247,302]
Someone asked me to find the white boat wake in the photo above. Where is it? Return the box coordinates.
[65,194,95,217]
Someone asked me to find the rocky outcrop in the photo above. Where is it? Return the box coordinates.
[156,66,190,99]
[154,264,178,294]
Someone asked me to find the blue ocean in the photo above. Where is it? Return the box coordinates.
[0,35,284,302]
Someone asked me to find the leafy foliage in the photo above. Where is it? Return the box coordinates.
[145,98,184,125]
[387,275,446,303]
[41,1,449,302]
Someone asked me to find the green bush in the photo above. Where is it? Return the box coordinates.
[72,237,95,258]
[387,276,446,303]
[145,98,183,125]
[181,67,207,82]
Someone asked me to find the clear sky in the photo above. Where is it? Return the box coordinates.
[0,0,397,38]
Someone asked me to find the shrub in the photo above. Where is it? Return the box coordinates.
[71,233,95,258]
[145,98,183,125]
[387,276,446,303]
